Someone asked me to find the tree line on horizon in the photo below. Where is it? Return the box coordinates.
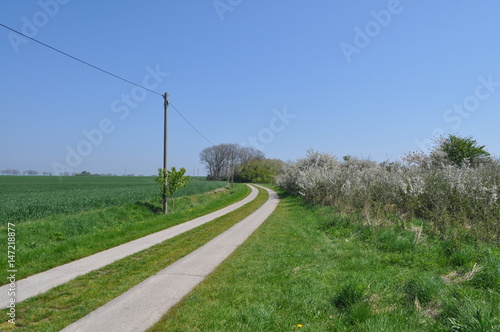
[0,169,145,177]
[1,169,46,176]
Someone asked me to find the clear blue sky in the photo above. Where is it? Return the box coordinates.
[1,1,499,176]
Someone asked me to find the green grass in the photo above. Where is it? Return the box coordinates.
[0,186,269,331]
[0,176,228,224]
[148,189,500,332]
[2,182,497,331]
[0,183,248,283]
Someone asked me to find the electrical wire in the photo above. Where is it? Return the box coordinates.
[0,22,215,146]
[0,23,162,97]
[170,103,215,146]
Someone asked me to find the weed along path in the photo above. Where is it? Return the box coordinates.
[61,185,279,332]
[0,185,258,309]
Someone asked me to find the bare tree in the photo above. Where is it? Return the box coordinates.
[200,144,264,180]
[200,144,229,180]
[238,147,265,165]
[3,169,20,175]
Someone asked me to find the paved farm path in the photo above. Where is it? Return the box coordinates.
[62,185,279,332]
[0,185,258,309]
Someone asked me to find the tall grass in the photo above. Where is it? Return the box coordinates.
[277,150,500,242]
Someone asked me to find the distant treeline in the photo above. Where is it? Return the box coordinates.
[0,169,145,177]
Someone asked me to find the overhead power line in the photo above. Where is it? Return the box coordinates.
[170,103,215,146]
[0,22,215,146]
[0,23,161,96]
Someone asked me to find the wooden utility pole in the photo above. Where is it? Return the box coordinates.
[230,149,235,190]
[163,92,169,214]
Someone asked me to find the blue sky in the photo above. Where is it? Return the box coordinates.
[1,1,499,176]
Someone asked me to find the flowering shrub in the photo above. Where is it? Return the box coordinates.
[277,150,500,242]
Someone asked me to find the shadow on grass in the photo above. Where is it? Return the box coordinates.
[134,201,161,214]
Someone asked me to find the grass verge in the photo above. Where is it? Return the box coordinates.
[0,186,268,331]
[149,188,500,332]
[0,183,249,283]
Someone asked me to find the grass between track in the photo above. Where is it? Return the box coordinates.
[0,183,249,282]
[0,186,268,331]
[149,188,499,332]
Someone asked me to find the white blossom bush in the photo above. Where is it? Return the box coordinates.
[277,150,500,241]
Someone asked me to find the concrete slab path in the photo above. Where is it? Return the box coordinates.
[61,185,279,332]
[0,185,258,308]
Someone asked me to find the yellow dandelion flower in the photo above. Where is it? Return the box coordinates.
[297,324,303,328]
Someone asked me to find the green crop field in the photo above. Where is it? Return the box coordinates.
[0,176,228,224]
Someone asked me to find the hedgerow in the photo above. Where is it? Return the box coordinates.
[277,149,500,242]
